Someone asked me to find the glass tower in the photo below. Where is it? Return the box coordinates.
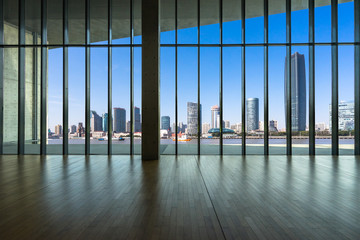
[246,98,259,131]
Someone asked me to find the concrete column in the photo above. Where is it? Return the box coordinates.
[141,0,160,160]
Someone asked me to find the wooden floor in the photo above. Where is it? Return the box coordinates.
[1,155,360,239]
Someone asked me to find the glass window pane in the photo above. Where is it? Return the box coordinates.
[112,0,131,44]
[200,47,219,155]
[291,0,309,43]
[178,47,198,154]
[178,0,198,44]
[200,0,220,44]
[69,0,85,44]
[24,47,41,154]
[47,48,63,154]
[160,0,175,44]
[223,0,242,44]
[338,45,354,154]
[245,0,264,44]
[3,48,18,154]
[133,47,142,154]
[90,0,108,45]
[160,47,175,154]
[245,47,264,154]
[315,46,331,154]
[48,0,63,45]
[4,0,19,45]
[25,0,41,44]
[223,47,242,154]
[269,0,286,43]
[290,46,309,154]
[112,48,130,154]
[269,47,286,155]
[315,0,331,43]
[69,48,85,154]
[338,0,354,42]
[90,48,108,154]
[133,0,142,44]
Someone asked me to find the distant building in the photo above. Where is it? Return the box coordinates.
[90,110,102,132]
[126,121,131,132]
[269,120,278,132]
[55,124,62,136]
[230,123,242,133]
[77,122,85,137]
[285,52,306,131]
[329,101,354,131]
[259,121,264,131]
[315,122,327,132]
[211,105,220,128]
[187,102,201,135]
[70,125,77,134]
[202,122,210,134]
[225,120,230,129]
[102,113,108,132]
[161,116,171,131]
[135,107,141,132]
[246,98,259,131]
[113,108,126,133]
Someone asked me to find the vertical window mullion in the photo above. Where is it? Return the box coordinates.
[286,0,292,155]
[309,0,315,155]
[175,0,178,155]
[331,0,338,155]
[264,0,269,155]
[241,0,245,155]
[220,0,223,155]
[85,0,90,155]
[130,0,134,155]
[355,0,360,155]
[108,0,112,155]
[0,0,4,154]
[63,0,69,155]
[18,0,25,155]
[40,0,47,155]
[197,0,200,155]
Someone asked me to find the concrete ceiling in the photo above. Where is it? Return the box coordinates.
[3,0,353,44]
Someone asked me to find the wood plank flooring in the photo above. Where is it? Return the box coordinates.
[0,155,359,239]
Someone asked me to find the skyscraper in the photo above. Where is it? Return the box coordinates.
[134,107,141,132]
[202,122,210,134]
[211,105,220,128]
[70,125,77,134]
[329,101,354,131]
[246,98,259,131]
[285,52,306,131]
[113,108,126,133]
[102,113,108,132]
[55,124,63,136]
[161,116,171,131]
[90,110,103,132]
[187,102,201,135]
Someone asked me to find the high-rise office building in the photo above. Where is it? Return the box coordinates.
[70,125,77,134]
[202,122,210,134]
[126,121,131,132]
[113,108,126,133]
[55,124,63,136]
[285,52,306,131]
[211,105,220,128]
[269,120,278,132]
[329,101,354,131]
[102,113,108,132]
[90,111,103,132]
[161,116,171,131]
[187,102,201,135]
[246,98,259,131]
[77,122,85,137]
[225,120,230,129]
[135,107,141,132]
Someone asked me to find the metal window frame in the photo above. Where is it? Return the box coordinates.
[286,0,292,155]
[108,0,112,155]
[241,0,246,155]
[331,0,339,155]
[175,0,178,155]
[130,0,134,155]
[85,0,90,155]
[219,0,223,155]
[197,0,200,155]
[0,0,4,154]
[309,0,315,155]
[63,0,69,155]
[40,0,47,155]
[18,0,25,155]
[264,0,269,155]
[354,0,360,155]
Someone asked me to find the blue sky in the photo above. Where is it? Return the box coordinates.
[48,2,355,131]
